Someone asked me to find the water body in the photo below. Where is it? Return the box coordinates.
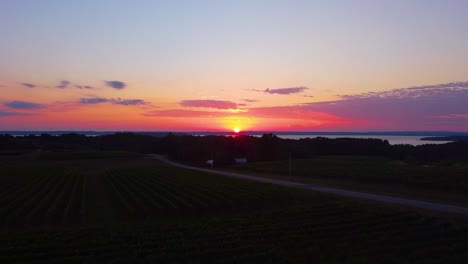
[3,131,455,146]
[273,135,451,146]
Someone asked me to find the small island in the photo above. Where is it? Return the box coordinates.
[421,135,468,141]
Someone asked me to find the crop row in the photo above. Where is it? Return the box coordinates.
[0,204,467,263]
[0,168,84,228]
[103,165,321,220]
[0,161,467,262]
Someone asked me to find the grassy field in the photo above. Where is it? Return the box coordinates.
[37,150,144,160]
[232,156,468,205]
[0,154,467,262]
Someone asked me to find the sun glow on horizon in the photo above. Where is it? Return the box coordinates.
[233,127,240,133]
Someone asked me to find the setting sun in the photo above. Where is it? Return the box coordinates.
[233,127,240,133]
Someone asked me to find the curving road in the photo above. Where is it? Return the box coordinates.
[149,154,468,216]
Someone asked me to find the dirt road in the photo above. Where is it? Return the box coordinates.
[150,154,468,216]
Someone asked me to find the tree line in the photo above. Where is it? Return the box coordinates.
[1,132,468,166]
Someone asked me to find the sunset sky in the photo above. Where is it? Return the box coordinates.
[1,0,467,131]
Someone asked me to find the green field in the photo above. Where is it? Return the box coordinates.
[37,150,144,160]
[0,154,467,263]
[232,156,468,204]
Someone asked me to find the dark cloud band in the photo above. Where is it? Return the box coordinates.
[105,81,126,89]
[264,86,308,95]
[79,97,146,106]
[5,100,45,110]
[20,83,37,88]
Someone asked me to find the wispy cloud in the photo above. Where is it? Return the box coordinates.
[245,88,262,92]
[264,86,308,95]
[143,81,468,130]
[180,99,237,109]
[143,106,352,129]
[104,80,126,90]
[56,80,70,89]
[5,100,45,110]
[339,81,468,100]
[144,109,231,118]
[303,95,314,98]
[79,98,109,104]
[241,99,259,103]
[47,101,82,112]
[20,82,37,88]
[145,106,342,121]
[0,110,37,117]
[75,85,94,89]
[301,81,468,129]
[431,114,468,126]
[79,97,148,106]
[20,80,94,90]
[436,114,468,119]
[56,81,94,89]
[244,106,343,121]
[111,99,145,106]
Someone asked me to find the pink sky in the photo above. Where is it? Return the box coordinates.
[1,1,468,131]
[1,81,468,131]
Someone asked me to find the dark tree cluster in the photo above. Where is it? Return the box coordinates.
[1,132,468,166]
[157,134,468,167]
[0,133,160,154]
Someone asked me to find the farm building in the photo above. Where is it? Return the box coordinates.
[234,158,247,164]
[206,159,214,168]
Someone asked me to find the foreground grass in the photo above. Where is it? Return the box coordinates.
[0,155,467,263]
[2,205,467,263]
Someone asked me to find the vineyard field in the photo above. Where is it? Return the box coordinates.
[0,155,467,262]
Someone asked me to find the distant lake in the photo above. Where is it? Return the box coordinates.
[5,131,455,146]
[273,135,451,146]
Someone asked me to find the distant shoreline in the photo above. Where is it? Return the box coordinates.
[2,131,468,137]
[420,136,468,141]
